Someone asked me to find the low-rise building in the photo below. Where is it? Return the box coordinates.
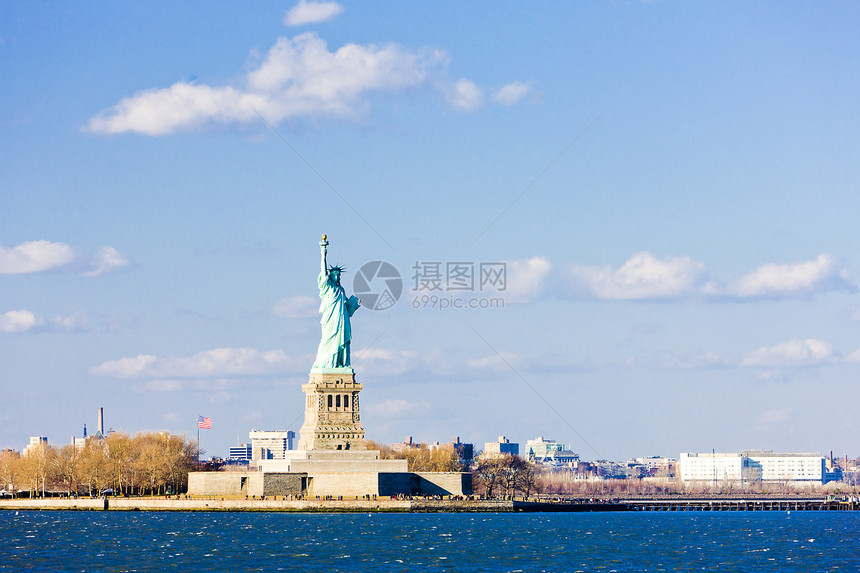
[680,451,827,484]
[391,436,419,453]
[249,430,296,463]
[628,456,677,478]
[430,437,474,465]
[228,443,253,462]
[741,450,827,483]
[483,436,519,457]
[525,436,579,466]
[23,437,48,457]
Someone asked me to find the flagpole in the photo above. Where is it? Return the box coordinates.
[197,414,200,466]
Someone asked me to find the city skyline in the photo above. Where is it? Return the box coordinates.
[3,2,860,460]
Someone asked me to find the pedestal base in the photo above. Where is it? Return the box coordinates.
[297,369,366,451]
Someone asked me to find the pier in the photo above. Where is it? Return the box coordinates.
[622,497,859,512]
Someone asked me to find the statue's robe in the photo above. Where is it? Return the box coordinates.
[312,271,360,369]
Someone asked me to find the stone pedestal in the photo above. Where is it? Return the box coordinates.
[297,368,366,451]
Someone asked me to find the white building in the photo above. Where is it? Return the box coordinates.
[680,451,826,484]
[741,450,826,483]
[249,430,295,462]
[679,453,757,482]
[23,437,48,457]
[525,436,579,465]
[228,443,252,462]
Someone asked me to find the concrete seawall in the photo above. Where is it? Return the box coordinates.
[0,498,513,513]
[7,497,849,512]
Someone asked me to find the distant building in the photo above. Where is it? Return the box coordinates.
[593,459,630,478]
[390,436,474,464]
[391,436,419,454]
[628,456,677,478]
[741,450,828,483]
[23,437,48,457]
[228,443,253,462]
[679,453,760,482]
[483,436,519,457]
[431,437,474,464]
[73,407,111,451]
[679,451,828,484]
[249,430,296,462]
[525,436,579,466]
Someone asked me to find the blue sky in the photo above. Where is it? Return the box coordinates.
[2,1,859,461]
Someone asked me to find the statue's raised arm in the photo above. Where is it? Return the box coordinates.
[312,235,360,370]
[319,234,328,278]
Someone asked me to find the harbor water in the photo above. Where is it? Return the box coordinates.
[1,510,858,571]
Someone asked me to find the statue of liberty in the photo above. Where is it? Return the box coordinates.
[312,235,361,370]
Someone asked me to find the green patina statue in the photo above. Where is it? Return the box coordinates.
[312,234,361,370]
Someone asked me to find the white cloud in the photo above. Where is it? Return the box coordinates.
[0,240,75,274]
[493,82,530,105]
[445,78,484,110]
[567,252,707,300]
[90,348,307,379]
[285,0,344,26]
[505,257,551,303]
[0,241,127,276]
[0,309,44,333]
[742,338,834,367]
[755,370,782,380]
[660,351,725,370]
[756,407,792,425]
[49,312,91,332]
[353,347,415,376]
[0,310,96,334]
[87,32,472,135]
[272,295,318,318]
[755,407,794,432]
[467,352,522,372]
[369,398,430,418]
[88,82,258,135]
[844,347,860,363]
[145,379,186,392]
[730,253,852,298]
[210,390,232,404]
[91,354,158,378]
[83,246,129,277]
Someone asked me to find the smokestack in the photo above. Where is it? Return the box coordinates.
[98,407,104,435]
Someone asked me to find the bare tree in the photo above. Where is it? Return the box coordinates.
[24,443,54,497]
[52,444,83,496]
[518,462,540,499]
[368,440,464,473]
[0,449,21,497]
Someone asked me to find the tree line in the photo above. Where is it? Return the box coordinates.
[0,431,197,498]
[368,440,466,473]
[472,454,540,498]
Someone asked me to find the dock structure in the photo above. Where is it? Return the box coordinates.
[622,498,859,512]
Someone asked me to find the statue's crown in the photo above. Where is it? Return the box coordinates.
[329,264,346,273]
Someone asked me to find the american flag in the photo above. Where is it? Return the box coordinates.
[198,416,212,429]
